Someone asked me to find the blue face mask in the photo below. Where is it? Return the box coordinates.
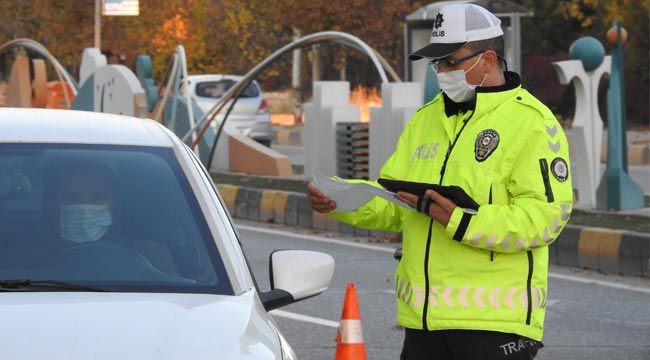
[59,204,112,243]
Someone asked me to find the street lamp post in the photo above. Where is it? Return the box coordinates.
[94,0,101,49]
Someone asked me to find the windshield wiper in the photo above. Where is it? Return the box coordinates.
[0,279,108,292]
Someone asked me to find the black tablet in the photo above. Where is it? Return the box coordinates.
[377,178,479,210]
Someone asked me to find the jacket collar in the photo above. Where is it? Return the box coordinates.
[442,71,521,118]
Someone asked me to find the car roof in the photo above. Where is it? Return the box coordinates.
[187,74,260,87]
[187,74,244,82]
[0,108,177,147]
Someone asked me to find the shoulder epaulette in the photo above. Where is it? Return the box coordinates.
[512,89,555,121]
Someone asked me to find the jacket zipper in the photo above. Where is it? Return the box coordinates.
[526,251,534,324]
[439,118,471,184]
[485,180,531,323]
[531,159,550,320]
[488,184,493,261]
[421,219,434,330]
[421,116,472,330]
[485,179,531,323]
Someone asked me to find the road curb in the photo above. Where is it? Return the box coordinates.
[549,225,648,278]
[216,184,400,242]
[217,184,649,278]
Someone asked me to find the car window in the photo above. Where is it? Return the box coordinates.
[0,143,233,295]
[195,80,259,99]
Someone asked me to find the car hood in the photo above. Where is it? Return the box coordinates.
[0,290,282,360]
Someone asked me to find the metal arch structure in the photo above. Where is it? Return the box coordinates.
[0,38,79,106]
[330,39,400,82]
[182,31,401,149]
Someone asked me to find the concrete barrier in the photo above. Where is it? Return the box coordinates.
[216,184,399,242]
[273,128,303,146]
[553,225,649,277]
[600,144,650,165]
[217,184,650,278]
[229,134,293,176]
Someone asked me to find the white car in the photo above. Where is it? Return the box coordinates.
[0,108,334,359]
[187,74,273,147]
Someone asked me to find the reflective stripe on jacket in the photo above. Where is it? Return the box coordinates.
[330,72,573,341]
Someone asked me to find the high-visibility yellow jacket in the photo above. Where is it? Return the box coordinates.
[330,72,573,341]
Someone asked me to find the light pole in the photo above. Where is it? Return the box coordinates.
[94,0,101,49]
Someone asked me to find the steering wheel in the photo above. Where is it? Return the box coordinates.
[43,241,175,281]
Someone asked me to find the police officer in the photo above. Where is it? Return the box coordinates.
[307,3,573,359]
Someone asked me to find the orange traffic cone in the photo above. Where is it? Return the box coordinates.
[334,283,367,360]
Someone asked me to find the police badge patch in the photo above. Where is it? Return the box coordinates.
[434,12,444,29]
[475,129,499,162]
[551,157,569,182]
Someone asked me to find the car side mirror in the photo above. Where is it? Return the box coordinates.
[260,250,335,311]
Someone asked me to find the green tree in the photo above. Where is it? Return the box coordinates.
[519,0,649,125]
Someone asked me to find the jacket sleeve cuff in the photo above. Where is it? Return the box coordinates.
[445,207,465,239]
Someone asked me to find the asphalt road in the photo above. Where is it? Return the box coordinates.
[237,220,650,360]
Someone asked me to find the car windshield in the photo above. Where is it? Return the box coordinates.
[0,143,232,295]
[195,79,259,99]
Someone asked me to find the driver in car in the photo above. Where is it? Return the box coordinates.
[53,163,114,244]
[41,161,176,275]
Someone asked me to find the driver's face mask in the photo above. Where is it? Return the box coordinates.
[59,204,112,243]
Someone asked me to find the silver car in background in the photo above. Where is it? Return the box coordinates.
[187,74,273,147]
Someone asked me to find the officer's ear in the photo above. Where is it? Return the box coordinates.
[481,50,499,72]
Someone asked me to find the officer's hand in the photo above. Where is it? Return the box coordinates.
[395,191,418,208]
[424,189,456,227]
[307,182,337,213]
[396,190,456,227]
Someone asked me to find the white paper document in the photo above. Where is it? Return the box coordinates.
[313,173,411,212]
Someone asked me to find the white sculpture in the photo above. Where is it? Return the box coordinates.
[79,48,107,86]
[92,65,147,118]
[552,56,611,208]
[303,82,360,178]
[369,82,423,179]
[75,48,146,118]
